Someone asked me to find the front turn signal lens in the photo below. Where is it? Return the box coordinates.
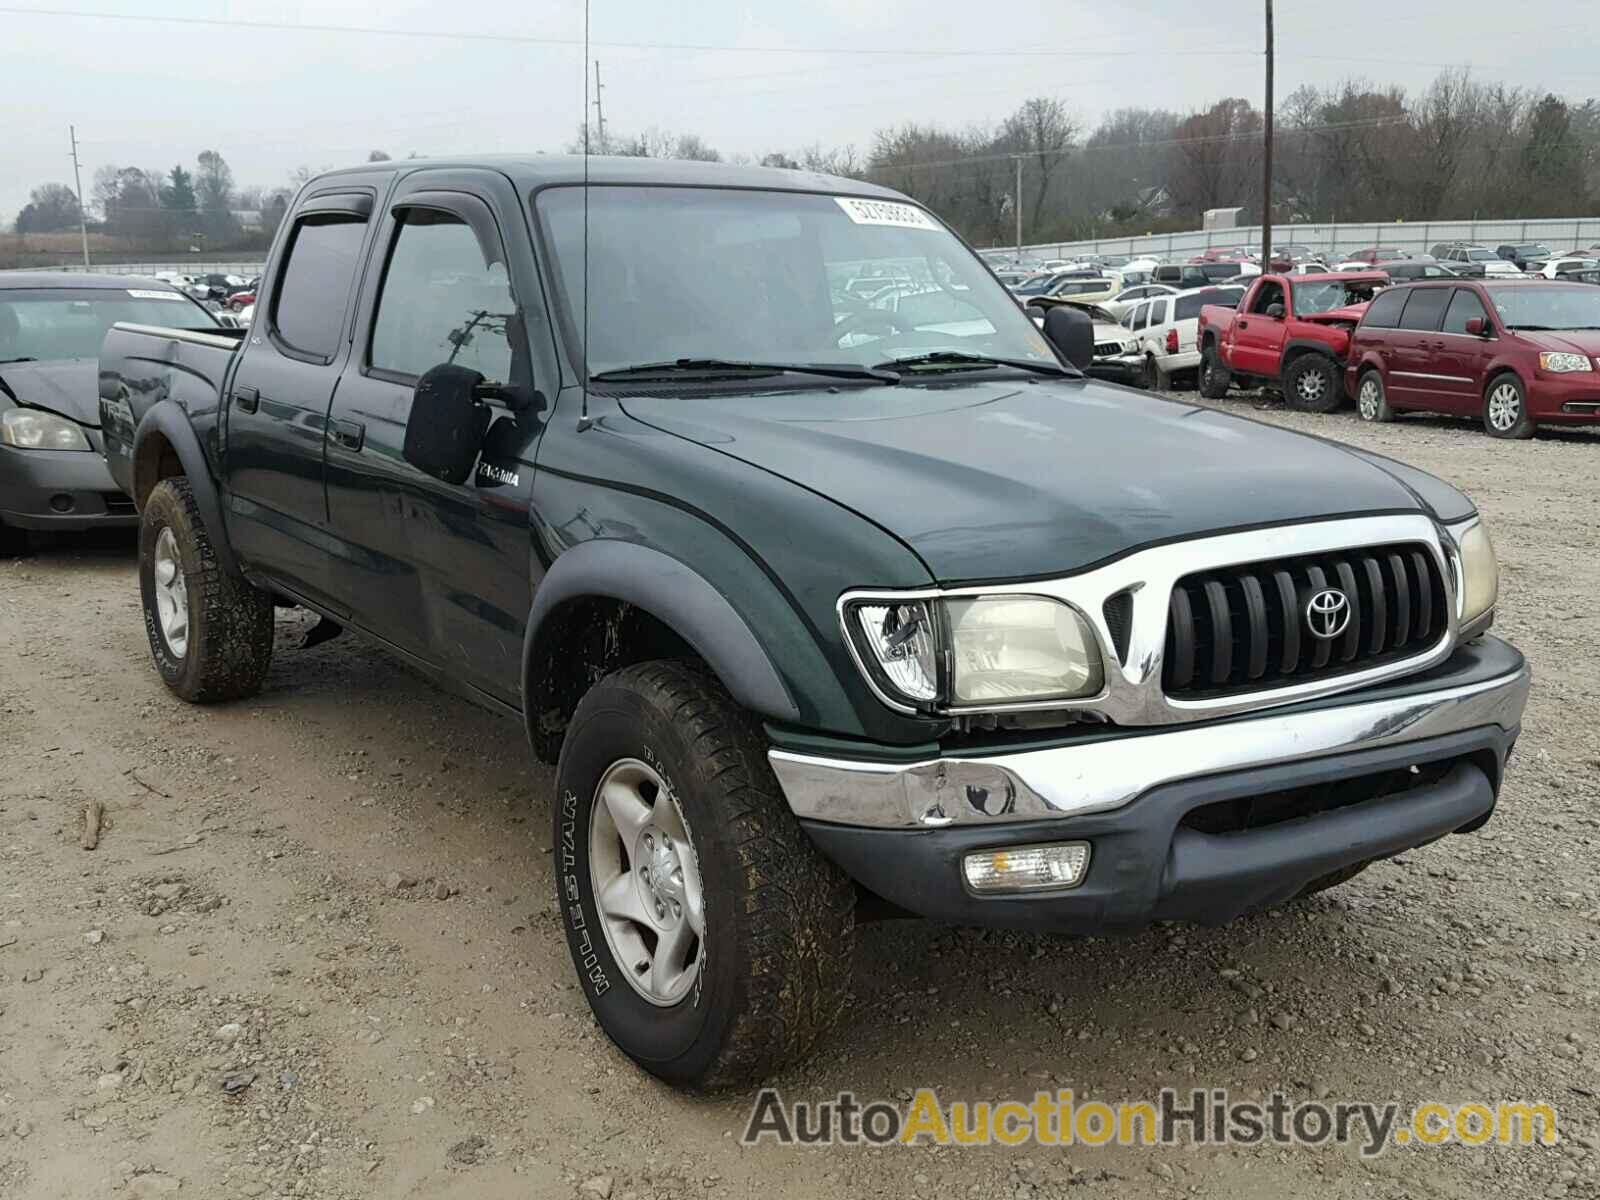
[963,841,1091,894]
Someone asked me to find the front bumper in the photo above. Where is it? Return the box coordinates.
[773,638,1528,932]
[1526,372,1600,422]
[0,444,138,531]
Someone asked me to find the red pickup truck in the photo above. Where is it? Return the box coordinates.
[1197,272,1386,412]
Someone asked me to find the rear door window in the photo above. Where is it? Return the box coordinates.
[1440,288,1490,335]
[1397,287,1451,331]
[1148,299,1168,325]
[1361,287,1409,328]
[272,215,368,360]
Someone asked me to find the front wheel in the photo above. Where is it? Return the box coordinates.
[554,661,855,1089]
[1484,374,1535,439]
[1142,354,1165,392]
[1356,370,1394,422]
[138,477,275,702]
[1283,354,1345,414]
[1198,343,1231,398]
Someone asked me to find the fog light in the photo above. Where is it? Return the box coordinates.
[49,493,75,513]
[962,841,1091,894]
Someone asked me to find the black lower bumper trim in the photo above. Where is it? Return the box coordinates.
[801,725,1514,934]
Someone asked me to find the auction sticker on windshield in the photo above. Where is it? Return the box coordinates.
[126,289,187,300]
[835,197,940,231]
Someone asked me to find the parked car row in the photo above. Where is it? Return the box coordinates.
[1185,265,1600,439]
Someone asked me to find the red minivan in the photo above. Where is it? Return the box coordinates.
[1346,279,1600,438]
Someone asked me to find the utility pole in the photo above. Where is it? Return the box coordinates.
[1261,0,1274,270]
[1013,155,1024,262]
[592,60,607,155]
[68,124,91,269]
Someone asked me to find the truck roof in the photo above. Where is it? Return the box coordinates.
[308,153,910,201]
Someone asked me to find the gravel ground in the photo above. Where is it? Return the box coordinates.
[1,392,1597,1200]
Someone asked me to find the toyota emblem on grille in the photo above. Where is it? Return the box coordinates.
[1305,588,1352,640]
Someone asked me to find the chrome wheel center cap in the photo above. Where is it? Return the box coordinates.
[636,827,686,926]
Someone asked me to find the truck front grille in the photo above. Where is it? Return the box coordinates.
[1163,541,1448,698]
[1093,340,1124,358]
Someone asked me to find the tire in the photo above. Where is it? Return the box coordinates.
[138,477,275,702]
[1283,354,1345,414]
[554,660,855,1090]
[1292,859,1372,900]
[1483,373,1535,439]
[1199,343,1231,398]
[1355,369,1394,423]
[0,520,29,558]
[1142,355,1166,392]
[228,299,244,312]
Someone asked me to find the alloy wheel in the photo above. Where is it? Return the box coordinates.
[1298,371,1327,402]
[1358,378,1380,419]
[1487,382,1521,432]
[588,758,706,1006]
[152,526,190,659]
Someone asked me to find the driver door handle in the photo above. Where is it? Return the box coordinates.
[233,385,259,413]
[1237,319,1249,329]
[331,419,365,451]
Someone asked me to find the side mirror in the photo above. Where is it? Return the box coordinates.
[1265,303,1286,319]
[1042,306,1094,370]
[1464,317,1490,337]
[403,364,491,485]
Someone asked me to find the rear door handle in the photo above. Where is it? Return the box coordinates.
[233,385,259,414]
[331,419,365,451]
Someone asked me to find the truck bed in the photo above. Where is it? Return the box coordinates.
[98,322,244,500]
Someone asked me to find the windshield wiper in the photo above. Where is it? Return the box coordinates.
[870,350,1073,377]
[0,356,38,364]
[1505,324,1555,331]
[590,358,897,383]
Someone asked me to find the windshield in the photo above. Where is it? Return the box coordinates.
[1485,284,1600,330]
[537,186,1056,379]
[1514,245,1550,256]
[1467,248,1498,261]
[0,287,219,362]
[1292,279,1380,313]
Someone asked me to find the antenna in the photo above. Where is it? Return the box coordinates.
[578,0,592,430]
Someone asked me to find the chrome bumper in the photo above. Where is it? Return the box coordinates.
[770,648,1530,830]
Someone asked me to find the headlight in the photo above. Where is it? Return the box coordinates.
[0,408,92,451]
[844,594,1104,711]
[1448,518,1498,628]
[1538,351,1591,373]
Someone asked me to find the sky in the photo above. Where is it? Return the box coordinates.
[4,0,1599,224]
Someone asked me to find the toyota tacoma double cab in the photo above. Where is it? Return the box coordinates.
[99,157,1528,1089]
[1197,271,1386,411]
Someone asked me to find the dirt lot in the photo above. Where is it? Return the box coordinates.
[2,396,1597,1200]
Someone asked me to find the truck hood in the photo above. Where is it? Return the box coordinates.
[619,378,1433,583]
[1302,303,1369,325]
[0,358,99,427]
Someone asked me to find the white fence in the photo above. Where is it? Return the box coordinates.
[990,217,1600,262]
[6,261,266,278]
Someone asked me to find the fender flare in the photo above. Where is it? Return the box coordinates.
[522,539,801,725]
[1281,338,1344,370]
[132,401,242,578]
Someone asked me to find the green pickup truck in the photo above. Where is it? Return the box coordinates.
[99,156,1526,1089]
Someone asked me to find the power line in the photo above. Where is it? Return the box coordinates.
[0,6,1251,58]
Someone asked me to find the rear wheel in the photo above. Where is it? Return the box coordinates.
[1142,355,1165,392]
[1484,373,1535,439]
[138,477,275,702]
[1199,343,1231,398]
[1356,370,1394,422]
[554,661,855,1089]
[1283,354,1345,414]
